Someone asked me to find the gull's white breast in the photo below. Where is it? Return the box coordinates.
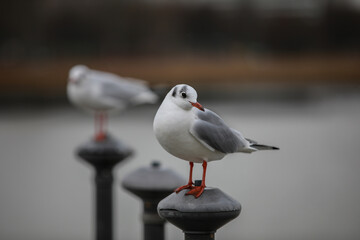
[153,103,225,163]
[67,80,125,112]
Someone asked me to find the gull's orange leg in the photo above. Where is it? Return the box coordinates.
[186,161,207,198]
[175,162,194,193]
[95,111,107,141]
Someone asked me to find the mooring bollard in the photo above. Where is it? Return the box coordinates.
[77,134,133,240]
[158,180,241,240]
[122,161,186,240]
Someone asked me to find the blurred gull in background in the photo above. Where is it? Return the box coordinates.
[67,65,158,141]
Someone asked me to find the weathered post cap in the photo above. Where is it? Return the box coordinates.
[157,187,241,233]
[77,134,133,168]
[122,161,186,201]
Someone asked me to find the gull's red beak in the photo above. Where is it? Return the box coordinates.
[190,101,205,111]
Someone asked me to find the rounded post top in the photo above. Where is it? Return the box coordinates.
[122,161,186,201]
[158,187,241,213]
[157,188,241,233]
[77,134,133,169]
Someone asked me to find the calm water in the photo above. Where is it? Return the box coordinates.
[1,92,360,240]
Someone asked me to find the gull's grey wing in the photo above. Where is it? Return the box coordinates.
[190,109,246,153]
[100,80,144,102]
[90,70,152,102]
[91,69,145,85]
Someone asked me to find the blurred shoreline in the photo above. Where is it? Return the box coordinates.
[1,53,360,104]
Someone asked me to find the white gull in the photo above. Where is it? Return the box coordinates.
[67,65,158,141]
[153,84,279,198]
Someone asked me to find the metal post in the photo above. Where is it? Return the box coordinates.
[143,200,165,240]
[94,166,117,240]
[158,180,241,240]
[122,161,186,240]
[77,134,133,240]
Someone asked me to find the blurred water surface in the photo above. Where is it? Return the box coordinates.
[0,91,360,240]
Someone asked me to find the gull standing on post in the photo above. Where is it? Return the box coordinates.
[153,84,279,198]
[67,65,158,141]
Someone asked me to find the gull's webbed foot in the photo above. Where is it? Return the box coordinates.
[186,185,205,198]
[175,183,194,193]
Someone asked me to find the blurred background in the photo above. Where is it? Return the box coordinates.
[1,0,360,240]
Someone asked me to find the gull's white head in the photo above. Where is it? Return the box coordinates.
[167,84,204,111]
[68,65,89,83]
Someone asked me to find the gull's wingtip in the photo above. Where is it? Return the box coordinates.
[251,144,280,151]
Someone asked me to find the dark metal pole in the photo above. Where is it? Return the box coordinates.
[158,180,241,240]
[94,167,113,240]
[143,200,165,240]
[77,134,132,240]
[122,161,186,240]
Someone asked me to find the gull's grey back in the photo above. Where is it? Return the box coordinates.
[90,69,157,105]
[192,109,247,153]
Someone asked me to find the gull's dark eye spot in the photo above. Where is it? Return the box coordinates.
[181,92,187,98]
[172,87,177,97]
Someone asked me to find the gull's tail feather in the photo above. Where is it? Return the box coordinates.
[251,143,279,150]
[245,138,279,151]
